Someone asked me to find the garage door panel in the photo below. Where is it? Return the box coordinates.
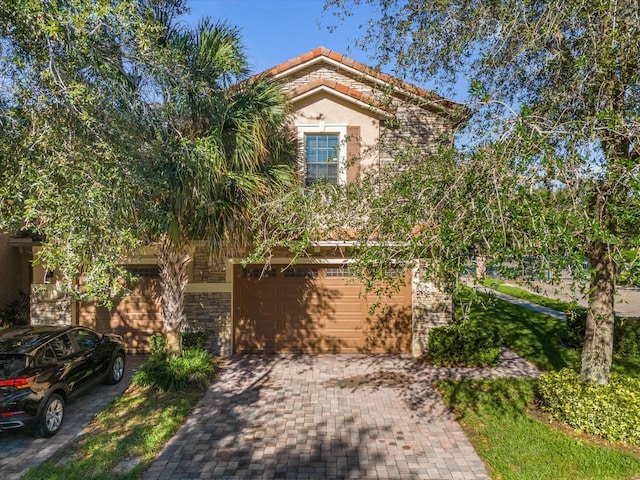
[362,305,413,353]
[234,264,411,354]
[234,316,277,352]
[79,278,162,353]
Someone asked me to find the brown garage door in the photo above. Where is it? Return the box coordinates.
[234,264,412,353]
[79,275,163,354]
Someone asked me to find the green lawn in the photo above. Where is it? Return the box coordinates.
[438,378,640,480]
[438,286,640,480]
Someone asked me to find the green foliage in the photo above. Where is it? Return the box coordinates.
[182,331,207,350]
[148,333,167,355]
[428,319,502,367]
[0,0,172,305]
[563,308,588,349]
[615,318,640,358]
[537,369,640,445]
[564,310,640,357]
[133,349,217,392]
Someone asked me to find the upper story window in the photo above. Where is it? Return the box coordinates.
[305,134,339,185]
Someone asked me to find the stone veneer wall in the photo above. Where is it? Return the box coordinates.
[30,284,72,326]
[184,291,232,357]
[191,246,226,283]
[411,267,454,357]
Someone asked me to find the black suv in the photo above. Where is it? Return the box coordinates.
[0,325,125,437]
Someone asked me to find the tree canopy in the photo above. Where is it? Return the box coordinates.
[0,0,172,301]
[0,1,297,353]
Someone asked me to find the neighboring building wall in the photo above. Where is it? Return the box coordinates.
[0,234,29,311]
[411,265,454,357]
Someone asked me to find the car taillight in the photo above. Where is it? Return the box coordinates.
[0,377,35,389]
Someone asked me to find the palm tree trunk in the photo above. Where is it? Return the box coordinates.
[580,241,616,385]
[157,235,191,356]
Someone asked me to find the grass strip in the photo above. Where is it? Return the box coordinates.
[23,383,205,480]
[472,283,640,379]
[481,278,576,313]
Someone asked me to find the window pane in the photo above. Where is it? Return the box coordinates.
[305,134,339,185]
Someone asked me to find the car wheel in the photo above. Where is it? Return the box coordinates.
[106,352,125,385]
[34,393,64,438]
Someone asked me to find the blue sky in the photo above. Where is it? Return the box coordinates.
[182,0,370,74]
[181,1,467,102]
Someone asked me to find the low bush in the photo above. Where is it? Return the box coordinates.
[537,368,640,445]
[615,317,640,357]
[563,307,587,348]
[428,320,503,367]
[0,291,30,327]
[148,333,166,354]
[182,331,207,350]
[564,310,640,357]
[133,348,217,392]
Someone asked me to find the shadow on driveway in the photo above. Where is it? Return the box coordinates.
[143,354,497,480]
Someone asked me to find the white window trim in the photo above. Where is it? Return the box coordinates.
[296,122,348,185]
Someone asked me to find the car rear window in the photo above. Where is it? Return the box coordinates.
[0,332,49,354]
[0,354,27,378]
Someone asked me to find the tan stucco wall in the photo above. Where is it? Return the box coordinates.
[292,92,381,172]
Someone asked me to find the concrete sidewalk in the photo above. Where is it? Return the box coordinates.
[469,277,640,318]
[527,281,640,317]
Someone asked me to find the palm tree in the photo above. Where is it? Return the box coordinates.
[149,19,297,354]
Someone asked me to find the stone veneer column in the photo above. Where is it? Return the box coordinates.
[183,292,232,357]
[184,248,233,357]
[30,283,72,326]
[411,266,454,357]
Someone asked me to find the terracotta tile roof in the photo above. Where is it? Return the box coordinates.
[268,46,464,114]
[286,78,395,113]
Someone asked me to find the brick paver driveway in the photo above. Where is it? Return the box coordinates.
[144,353,538,480]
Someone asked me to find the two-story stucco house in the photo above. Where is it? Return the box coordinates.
[15,47,466,356]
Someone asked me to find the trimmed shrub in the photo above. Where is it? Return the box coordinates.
[0,291,30,327]
[133,348,217,392]
[537,368,640,445]
[428,320,503,367]
[564,310,640,357]
[614,317,640,357]
[563,307,587,348]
